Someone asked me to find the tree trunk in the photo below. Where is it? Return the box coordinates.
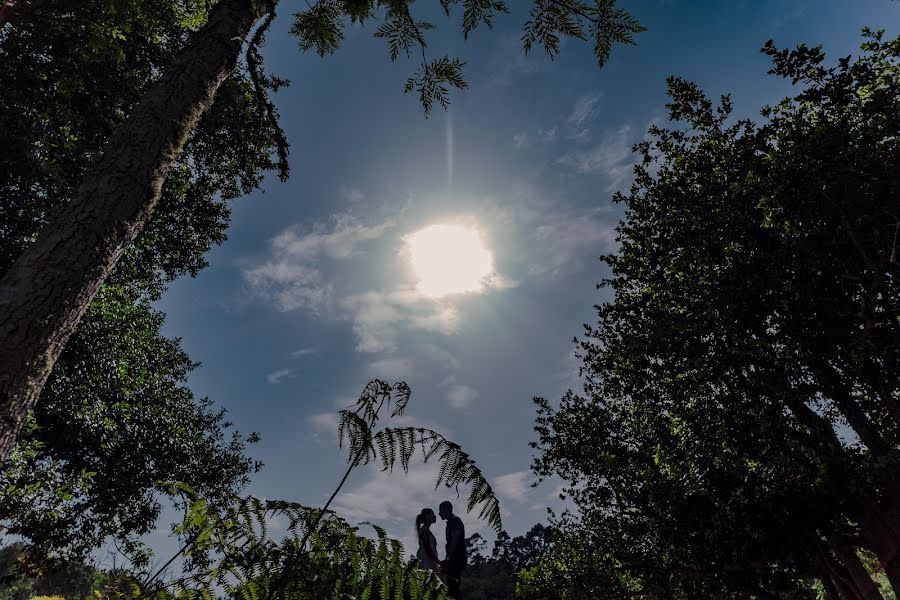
[827,536,885,600]
[816,364,890,456]
[859,494,900,596]
[820,547,866,600]
[0,1,13,26]
[821,574,844,600]
[0,0,277,463]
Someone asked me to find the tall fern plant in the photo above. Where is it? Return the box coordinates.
[130,380,501,599]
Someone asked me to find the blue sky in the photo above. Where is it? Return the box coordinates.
[154,0,898,555]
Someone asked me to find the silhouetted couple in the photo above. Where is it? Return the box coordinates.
[415,501,467,599]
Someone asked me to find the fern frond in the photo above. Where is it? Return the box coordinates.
[370,426,502,532]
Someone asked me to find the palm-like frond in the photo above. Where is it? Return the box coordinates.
[339,380,503,532]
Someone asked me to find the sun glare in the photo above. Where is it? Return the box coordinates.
[406,223,494,298]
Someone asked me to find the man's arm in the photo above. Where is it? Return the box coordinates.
[445,522,462,562]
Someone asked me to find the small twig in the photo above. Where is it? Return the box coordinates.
[402,4,428,64]
[890,219,899,265]
[547,0,599,24]
[245,7,290,180]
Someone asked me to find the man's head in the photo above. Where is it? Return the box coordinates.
[438,501,453,520]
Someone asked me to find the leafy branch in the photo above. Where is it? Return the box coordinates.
[524,0,646,66]
[289,0,644,114]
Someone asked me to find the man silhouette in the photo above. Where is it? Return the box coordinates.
[438,500,466,599]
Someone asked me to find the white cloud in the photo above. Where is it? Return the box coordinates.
[566,93,602,128]
[512,131,531,149]
[522,202,618,277]
[513,127,557,150]
[512,94,599,152]
[538,126,558,143]
[291,347,318,358]
[368,357,415,379]
[243,213,394,314]
[421,345,460,370]
[266,368,296,384]
[244,262,333,313]
[339,184,365,203]
[557,124,635,184]
[488,33,544,87]
[342,289,461,353]
[439,376,480,410]
[447,385,478,409]
[569,127,591,143]
[307,411,340,445]
[494,471,532,504]
[271,213,393,261]
[309,411,339,431]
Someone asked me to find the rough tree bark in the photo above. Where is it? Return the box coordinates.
[859,493,900,595]
[0,0,277,463]
[828,535,885,600]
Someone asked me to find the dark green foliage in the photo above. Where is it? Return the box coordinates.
[522,0,645,66]
[462,524,557,600]
[0,286,262,562]
[0,543,98,600]
[0,0,276,560]
[403,56,468,116]
[530,30,900,599]
[289,0,644,116]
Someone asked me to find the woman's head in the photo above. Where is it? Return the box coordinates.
[415,507,436,531]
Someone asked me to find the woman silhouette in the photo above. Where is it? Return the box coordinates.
[415,507,444,581]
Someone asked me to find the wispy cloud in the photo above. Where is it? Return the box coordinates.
[421,345,460,370]
[368,357,415,379]
[494,471,533,504]
[243,213,394,313]
[339,184,364,203]
[566,93,602,129]
[266,368,296,384]
[244,262,333,313]
[530,206,618,276]
[342,289,461,353]
[512,126,557,150]
[512,131,531,149]
[307,411,340,444]
[291,347,318,358]
[270,213,393,261]
[557,123,637,190]
[439,375,480,410]
[488,33,544,88]
[512,93,599,150]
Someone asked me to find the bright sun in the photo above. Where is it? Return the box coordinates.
[406,223,494,298]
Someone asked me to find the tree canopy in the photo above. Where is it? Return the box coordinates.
[0,0,278,560]
[530,29,900,600]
